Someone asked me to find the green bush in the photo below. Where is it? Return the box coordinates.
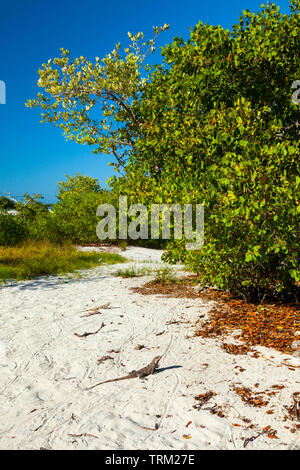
[12,194,62,244]
[51,174,113,244]
[26,211,64,243]
[24,1,300,299]
[0,197,16,211]
[160,99,300,300]
[123,1,300,300]
[16,193,49,222]
[0,213,28,246]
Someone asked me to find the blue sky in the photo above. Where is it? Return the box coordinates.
[0,0,292,203]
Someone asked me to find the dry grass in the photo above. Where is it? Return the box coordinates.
[0,241,126,283]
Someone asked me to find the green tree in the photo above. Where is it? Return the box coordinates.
[119,1,300,299]
[0,213,27,246]
[16,193,49,221]
[26,26,169,169]
[52,174,111,243]
[0,197,16,211]
[27,2,300,299]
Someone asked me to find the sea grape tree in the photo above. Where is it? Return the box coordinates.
[26,25,169,168]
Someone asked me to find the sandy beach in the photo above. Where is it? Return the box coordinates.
[0,246,299,450]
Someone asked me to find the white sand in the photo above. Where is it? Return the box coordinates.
[0,247,299,450]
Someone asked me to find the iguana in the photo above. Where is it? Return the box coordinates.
[86,355,162,390]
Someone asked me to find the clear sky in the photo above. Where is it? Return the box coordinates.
[0,0,292,203]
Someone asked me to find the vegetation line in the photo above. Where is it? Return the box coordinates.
[0,241,126,284]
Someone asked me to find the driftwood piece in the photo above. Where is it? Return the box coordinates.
[68,433,99,439]
[80,309,102,318]
[80,302,111,318]
[74,322,105,338]
[243,430,266,448]
[97,355,113,365]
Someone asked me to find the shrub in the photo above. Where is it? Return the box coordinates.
[130,2,300,300]
[0,197,16,211]
[26,211,64,243]
[162,100,300,300]
[16,193,49,222]
[0,213,28,246]
[52,174,112,244]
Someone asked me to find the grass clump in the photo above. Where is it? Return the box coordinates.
[153,267,176,284]
[0,241,126,283]
[114,265,176,282]
[114,265,153,278]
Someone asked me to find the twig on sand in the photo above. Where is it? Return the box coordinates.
[97,355,113,365]
[74,322,105,338]
[80,309,102,318]
[99,302,111,309]
[193,391,215,411]
[155,330,165,336]
[142,423,159,431]
[293,397,300,421]
[80,302,111,317]
[68,433,99,439]
[243,428,269,448]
